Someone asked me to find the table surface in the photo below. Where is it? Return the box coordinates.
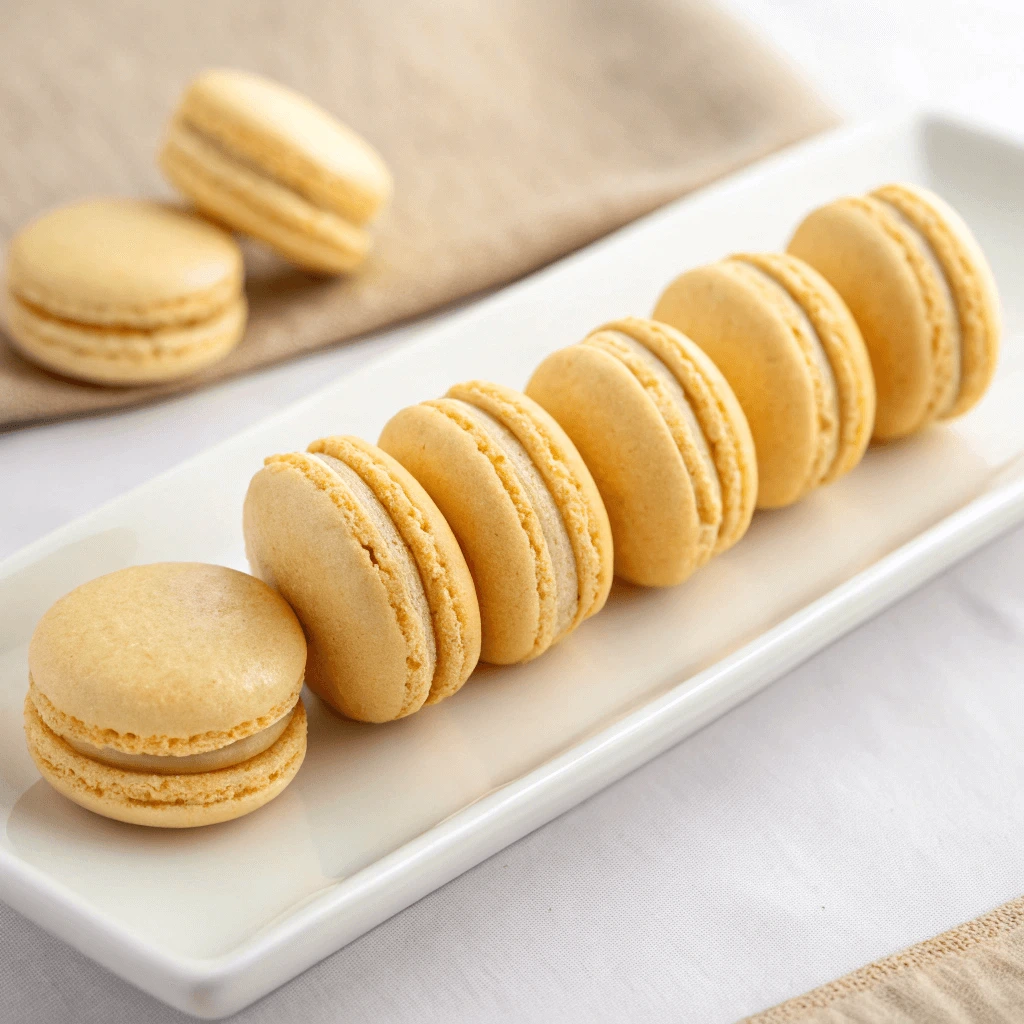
[3,2,1024,1021]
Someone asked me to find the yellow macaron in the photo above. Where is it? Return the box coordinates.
[24,563,307,828]
[788,183,1001,439]
[244,435,481,723]
[654,253,875,509]
[527,317,757,587]
[4,199,246,385]
[160,69,392,275]
[379,381,613,665]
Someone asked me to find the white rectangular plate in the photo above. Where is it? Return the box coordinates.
[3,113,1024,1019]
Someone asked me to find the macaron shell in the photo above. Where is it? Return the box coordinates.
[175,69,392,225]
[4,292,246,386]
[379,401,555,665]
[872,183,1000,419]
[25,694,306,828]
[734,253,875,485]
[28,563,305,756]
[6,199,243,328]
[527,343,703,587]
[445,381,613,627]
[787,196,957,439]
[307,435,482,704]
[611,317,757,553]
[160,124,370,275]
[243,452,433,722]
[654,262,831,509]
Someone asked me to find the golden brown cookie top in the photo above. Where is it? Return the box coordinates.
[28,562,305,754]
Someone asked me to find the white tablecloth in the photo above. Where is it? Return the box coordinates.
[3,2,1024,1020]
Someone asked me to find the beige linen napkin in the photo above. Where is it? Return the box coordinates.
[0,0,834,428]
[743,897,1024,1024]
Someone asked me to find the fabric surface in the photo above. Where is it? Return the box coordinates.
[0,0,834,428]
[746,898,1024,1023]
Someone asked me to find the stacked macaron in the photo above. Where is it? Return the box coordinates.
[244,435,482,722]
[378,381,614,663]
[4,199,247,386]
[527,317,757,585]
[3,68,392,386]
[24,564,307,827]
[654,253,874,508]
[787,183,1000,440]
[160,70,392,275]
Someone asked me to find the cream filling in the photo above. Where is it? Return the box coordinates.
[450,400,578,638]
[313,453,437,678]
[744,264,842,482]
[63,707,295,775]
[607,330,722,516]
[874,198,963,415]
[176,121,342,220]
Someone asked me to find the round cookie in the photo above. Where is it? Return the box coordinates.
[160,69,392,274]
[788,182,1000,439]
[527,317,757,587]
[24,563,307,828]
[4,199,246,385]
[654,253,875,508]
[244,436,481,722]
[379,381,613,665]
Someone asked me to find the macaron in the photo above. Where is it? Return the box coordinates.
[378,381,613,665]
[24,563,307,828]
[3,199,246,385]
[654,253,875,509]
[787,183,1000,439]
[526,317,757,587]
[244,435,481,722]
[160,69,392,275]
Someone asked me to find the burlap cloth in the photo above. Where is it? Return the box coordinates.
[743,897,1024,1024]
[0,0,835,429]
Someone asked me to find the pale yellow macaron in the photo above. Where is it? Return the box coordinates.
[654,253,875,509]
[160,69,392,274]
[244,435,481,723]
[788,183,1000,440]
[4,199,246,385]
[24,563,307,828]
[527,317,757,587]
[379,381,613,665]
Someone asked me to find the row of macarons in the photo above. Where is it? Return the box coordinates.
[244,181,1000,724]
[4,69,391,386]
[23,180,999,827]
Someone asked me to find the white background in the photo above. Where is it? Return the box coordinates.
[3,2,1024,1020]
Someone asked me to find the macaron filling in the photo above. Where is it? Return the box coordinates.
[312,452,438,678]
[604,330,723,515]
[448,400,579,638]
[59,704,297,775]
[736,261,842,485]
[168,120,361,230]
[6,290,245,346]
[869,196,963,416]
